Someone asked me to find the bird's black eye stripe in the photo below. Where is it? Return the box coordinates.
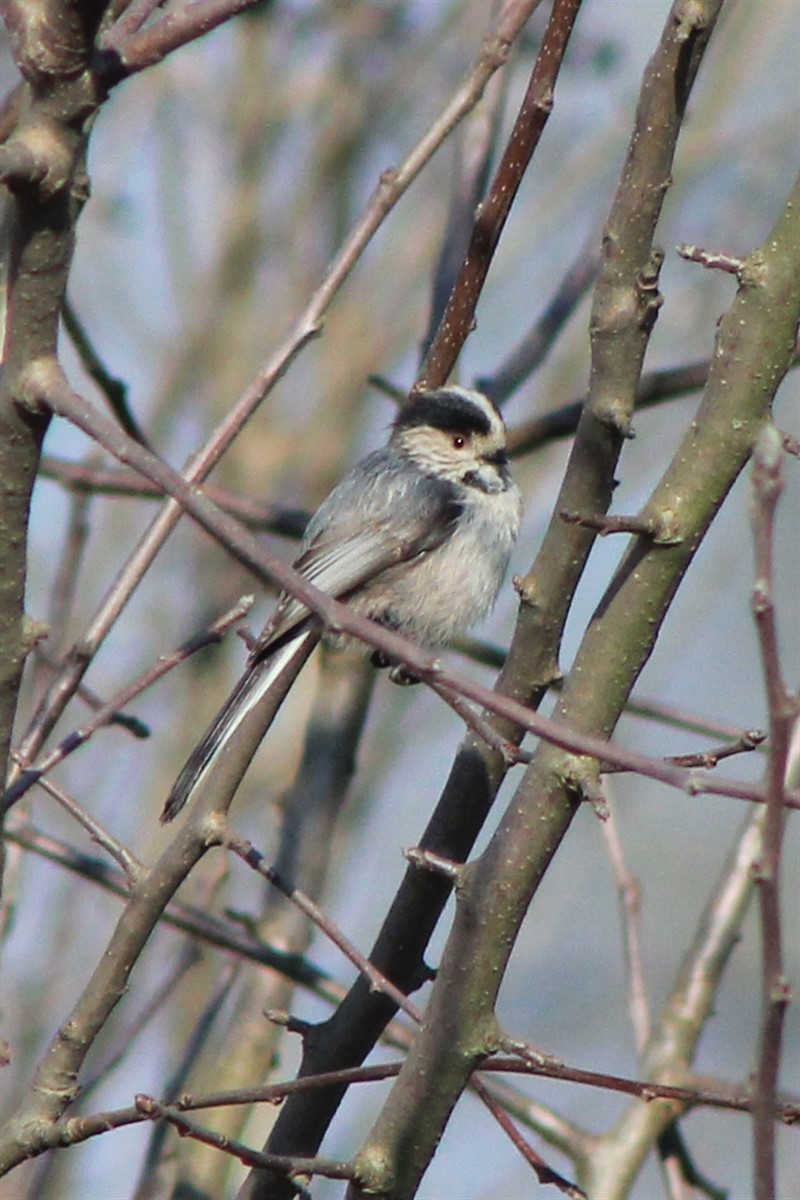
[394,390,494,438]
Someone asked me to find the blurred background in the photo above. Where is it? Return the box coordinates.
[2,1,798,1196]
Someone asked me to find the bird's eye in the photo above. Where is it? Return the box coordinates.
[451,434,466,450]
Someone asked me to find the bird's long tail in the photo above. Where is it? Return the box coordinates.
[161,629,318,822]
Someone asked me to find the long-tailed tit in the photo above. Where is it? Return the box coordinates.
[162,386,521,822]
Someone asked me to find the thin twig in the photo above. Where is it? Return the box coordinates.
[9,761,144,884]
[8,1051,797,1167]
[749,425,796,1200]
[428,679,528,765]
[666,731,766,769]
[134,1095,354,1184]
[600,798,651,1053]
[33,646,150,738]
[471,1075,587,1198]
[62,298,151,448]
[98,0,263,76]
[676,243,746,277]
[5,821,334,995]
[4,596,254,809]
[226,832,424,1025]
[419,0,583,388]
[559,509,661,538]
[421,8,512,361]
[38,455,309,538]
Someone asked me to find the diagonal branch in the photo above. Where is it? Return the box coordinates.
[418,0,583,389]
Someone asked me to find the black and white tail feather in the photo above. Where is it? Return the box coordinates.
[161,631,316,822]
[161,387,521,822]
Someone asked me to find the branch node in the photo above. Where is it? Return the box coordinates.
[676,242,746,278]
[675,1,710,40]
[512,572,537,606]
[404,846,464,883]
[559,756,608,818]
[0,117,75,197]
[16,355,65,415]
[264,1008,314,1037]
[770,976,793,1006]
[559,509,662,540]
[498,1035,563,1071]
[21,616,51,657]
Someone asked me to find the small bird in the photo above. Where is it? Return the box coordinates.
[162,386,521,822]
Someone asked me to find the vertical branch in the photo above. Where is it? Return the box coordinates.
[749,425,795,1200]
[507,0,725,707]
[0,0,108,893]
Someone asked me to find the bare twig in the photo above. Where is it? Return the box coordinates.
[559,509,662,539]
[749,425,797,1200]
[419,0,583,388]
[5,1048,796,1170]
[666,731,766,770]
[62,298,151,448]
[226,833,424,1024]
[134,1095,354,1184]
[10,763,144,884]
[98,0,265,77]
[4,596,254,808]
[38,455,310,538]
[5,820,334,995]
[676,242,746,277]
[404,846,464,884]
[471,1075,587,1199]
[33,646,150,738]
[421,9,513,361]
[600,800,651,1053]
[428,679,528,765]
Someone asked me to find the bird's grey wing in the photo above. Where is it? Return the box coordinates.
[253,480,462,658]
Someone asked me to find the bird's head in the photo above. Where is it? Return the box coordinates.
[391,386,512,494]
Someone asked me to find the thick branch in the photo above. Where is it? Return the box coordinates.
[351,172,800,1199]
[0,0,110,902]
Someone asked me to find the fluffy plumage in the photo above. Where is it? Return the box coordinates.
[162,387,520,822]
